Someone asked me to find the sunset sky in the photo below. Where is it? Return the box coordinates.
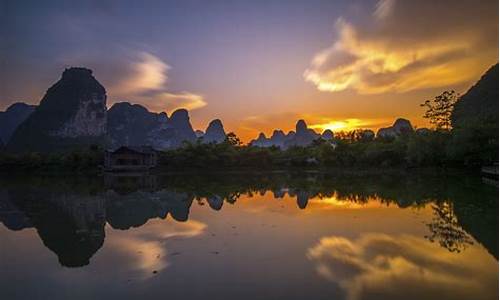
[1,0,498,141]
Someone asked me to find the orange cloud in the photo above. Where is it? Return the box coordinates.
[304,0,498,94]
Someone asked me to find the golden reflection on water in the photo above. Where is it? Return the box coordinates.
[195,190,498,300]
[219,191,403,215]
[104,219,206,278]
[0,178,497,300]
[307,233,498,300]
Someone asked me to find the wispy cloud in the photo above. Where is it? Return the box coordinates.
[304,0,498,94]
[373,0,395,20]
[110,51,206,112]
[155,92,207,111]
[114,52,169,95]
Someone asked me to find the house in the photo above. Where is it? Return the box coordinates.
[104,146,158,171]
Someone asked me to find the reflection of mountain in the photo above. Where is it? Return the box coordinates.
[105,190,194,229]
[0,171,497,268]
[2,186,106,267]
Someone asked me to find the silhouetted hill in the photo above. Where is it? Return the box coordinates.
[449,63,499,164]
[107,102,164,148]
[202,119,226,143]
[107,103,203,149]
[377,118,414,138]
[8,68,107,152]
[250,120,324,148]
[452,63,499,130]
[0,102,36,144]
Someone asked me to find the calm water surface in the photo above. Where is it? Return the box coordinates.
[0,172,498,300]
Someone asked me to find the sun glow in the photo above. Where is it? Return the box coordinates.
[310,118,366,132]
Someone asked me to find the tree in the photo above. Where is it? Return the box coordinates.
[420,90,458,130]
[225,132,242,147]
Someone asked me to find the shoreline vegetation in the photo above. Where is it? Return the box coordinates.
[0,127,495,174]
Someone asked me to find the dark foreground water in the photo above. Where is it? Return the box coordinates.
[0,171,498,300]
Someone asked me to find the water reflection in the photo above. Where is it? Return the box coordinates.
[0,172,497,268]
[0,172,497,299]
[106,218,206,278]
[307,233,497,300]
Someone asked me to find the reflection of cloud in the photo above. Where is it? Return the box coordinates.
[110,51,206,112]
[304,0,498,94]
[108,219,206,278]
[307,233,498,300]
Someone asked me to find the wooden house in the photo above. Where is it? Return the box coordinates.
[104,146,158,171]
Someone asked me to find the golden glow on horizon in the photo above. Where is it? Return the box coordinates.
[310,118,368,132]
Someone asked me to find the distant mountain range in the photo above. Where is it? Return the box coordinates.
[1,63,497,152]
[0,102,36,146]
[250,119,323,149]
[2,67,226,152]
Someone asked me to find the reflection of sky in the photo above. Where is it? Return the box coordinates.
[103,219,206,278]
[0,192,497,300]
[307,233,498,300]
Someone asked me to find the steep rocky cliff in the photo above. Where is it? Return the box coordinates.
[107,102,200,150]
[202,119,226,143]
[107,102,164,148]
[8,68,107,152]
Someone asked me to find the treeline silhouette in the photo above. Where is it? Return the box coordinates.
[0,126,495,172]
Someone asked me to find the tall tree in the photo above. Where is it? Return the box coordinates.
[420,90,458,130]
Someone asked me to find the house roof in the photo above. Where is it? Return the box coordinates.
[106,146,157,155]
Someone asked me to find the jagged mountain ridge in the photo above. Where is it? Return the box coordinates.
[4,67,228,152]
[250,119,325,149]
